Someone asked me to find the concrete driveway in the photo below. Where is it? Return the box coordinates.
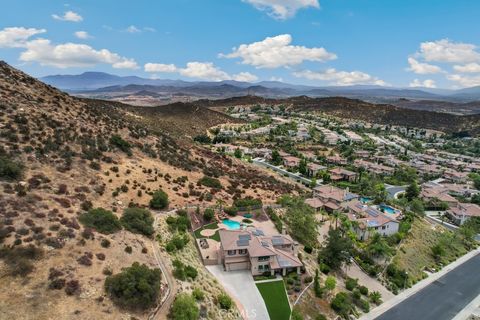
[206,265,270,320]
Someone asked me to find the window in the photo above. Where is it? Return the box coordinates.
[227,250,236,256]
[238,249,247,255]
[382,226,386,230]
[258,256,270,262]
[258,265,263,270]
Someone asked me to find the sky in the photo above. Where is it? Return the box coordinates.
[1,0,480,89]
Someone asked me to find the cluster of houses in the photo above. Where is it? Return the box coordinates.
[305,185,401,240]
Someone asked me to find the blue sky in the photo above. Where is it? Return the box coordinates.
[1,0,480,88]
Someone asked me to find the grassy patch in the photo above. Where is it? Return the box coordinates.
[392,218,468,283]
[193,222,219,241]
[256,280,291,320]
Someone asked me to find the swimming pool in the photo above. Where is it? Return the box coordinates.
[360,197,373,204]
[379,204,396,214]
[222,219,241,230]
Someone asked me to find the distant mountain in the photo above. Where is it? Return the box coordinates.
[42,71,480,101]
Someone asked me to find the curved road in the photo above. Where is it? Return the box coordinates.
[377,254,480,320]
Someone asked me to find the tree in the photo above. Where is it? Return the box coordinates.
[325,276,336,292]
[217,293,233,310]
[234,148,242,159]
[431,243,446,262]
[170,293,199,320]
[299,158,307,175]
[121,207,155,236]
[405,181,420,201]
[79,208,122,234]
[369,291,382,305]
[283,197,318,246]
[331,292,353,318]
[105,262,161,310]
[150,189,169,209]
[271,149,282,165]
[0,155,24,180]
[203,208,214,222]
[410,198,425,215]
[314,269,323,298]
[319,228,353,270]
[367,233,392,258]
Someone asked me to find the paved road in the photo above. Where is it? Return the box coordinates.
[385,185,406,199]
[377,254,480,320]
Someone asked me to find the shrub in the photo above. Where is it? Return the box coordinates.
[304,245,313,254]
[224,206,238,216]
[172,259,197,281]
[359,285,369,296]
[345,277,358,291]
[125,246,133,254]
[79,208,121,234]
[217,293,233,310]
[65,280,80,295]
[170,293,199,320]
[110,135,132,155]
[105,262,162,310]
[203,208,214,222]
[149,189,169,210]
[331,292,353,318]
[166,234,190,253]
[101,238,111,248]
[369,291,383,305]
[121,207,154,236]
[325,276,336,291]
[0,155,23,180]
[0,245,43,277]
[192,288,205,301]
[198,176,222,189]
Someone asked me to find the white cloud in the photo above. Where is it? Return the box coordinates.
[19,39,138,69]
[125,25,141,33]
[407,57,442,74]
[144,63,178,73]
[270,76,284,82]
[74,31,92,39]
[243,0,319,20]
[453,63,480,73]
[447,74,480,88]
[52,11,83,22]
[418,39,480,64]
[220,34,336,69]
[409,79,436,88]
[144,61,258,82]
[143,27,156,32]
[293,68,388,86]
[232,72,258,82]
[0,27,46,48]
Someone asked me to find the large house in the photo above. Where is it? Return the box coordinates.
[307,163,327,177]
[218,229,302,276]
[346,200,400,240]
[329,168,357,182]
[283,156,301,169]
[311,185,359,212]
[446,203,480,225]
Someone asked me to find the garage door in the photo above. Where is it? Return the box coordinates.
[227,262,249,271]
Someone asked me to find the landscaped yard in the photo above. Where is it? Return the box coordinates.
[193,222,220,241]
[256,280,291,320]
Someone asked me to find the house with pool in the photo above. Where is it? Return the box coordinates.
[346,200,400,240]
[218,228,303,276]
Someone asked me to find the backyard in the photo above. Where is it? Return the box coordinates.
[256,280,291,320]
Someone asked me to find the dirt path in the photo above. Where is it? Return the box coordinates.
[149,211,178,320]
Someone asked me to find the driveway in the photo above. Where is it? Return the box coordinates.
[206,265,270,320]
[385,185,406,199]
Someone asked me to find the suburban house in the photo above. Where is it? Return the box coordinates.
[346,200,400,240]
[421,184,459,208]
[446,203,480,225]
[326,154,348,165]
[344,130,363,143]
[329,168,357,182]
[354,150,370,159]
[307,163,327,177]
[312,185,359,212]
[354,159,394,176]
[218,229,303,276]
[443,169,469,183]
[283,156,301,169]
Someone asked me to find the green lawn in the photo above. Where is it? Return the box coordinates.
[193,222,220,241]
[256,280,291,320]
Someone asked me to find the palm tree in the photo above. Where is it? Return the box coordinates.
[331,210,341,230]
[215,199,226,214]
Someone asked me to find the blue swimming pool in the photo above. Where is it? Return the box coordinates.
[379,205,396,214]
[360,197,373,204]
[222,219,241,230]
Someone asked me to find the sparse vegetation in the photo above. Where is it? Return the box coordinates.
[121,207,154,236]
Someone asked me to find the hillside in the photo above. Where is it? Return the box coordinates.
[83,98,243,138]
[0,61,297,320]
[198,95,480,135]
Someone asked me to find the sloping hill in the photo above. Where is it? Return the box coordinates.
[198,95,480,135]
[0,61,296,320]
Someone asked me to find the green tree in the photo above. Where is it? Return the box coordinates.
[170,293,199,320]
[299,158,307,175]
[331,292,353,319]
[234,148,242,159]
[319,228,353,270]
[105,262,161,310]
[203,208,214,221]
[314,269,323,298]
[367,233,392,258]
[271,150,282,165]
[79,208,122,234]
[325,276,336,291]
[121,207,154,236]
[150,189,169,209]
[282,197,318,246]
[405,181,420,201]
